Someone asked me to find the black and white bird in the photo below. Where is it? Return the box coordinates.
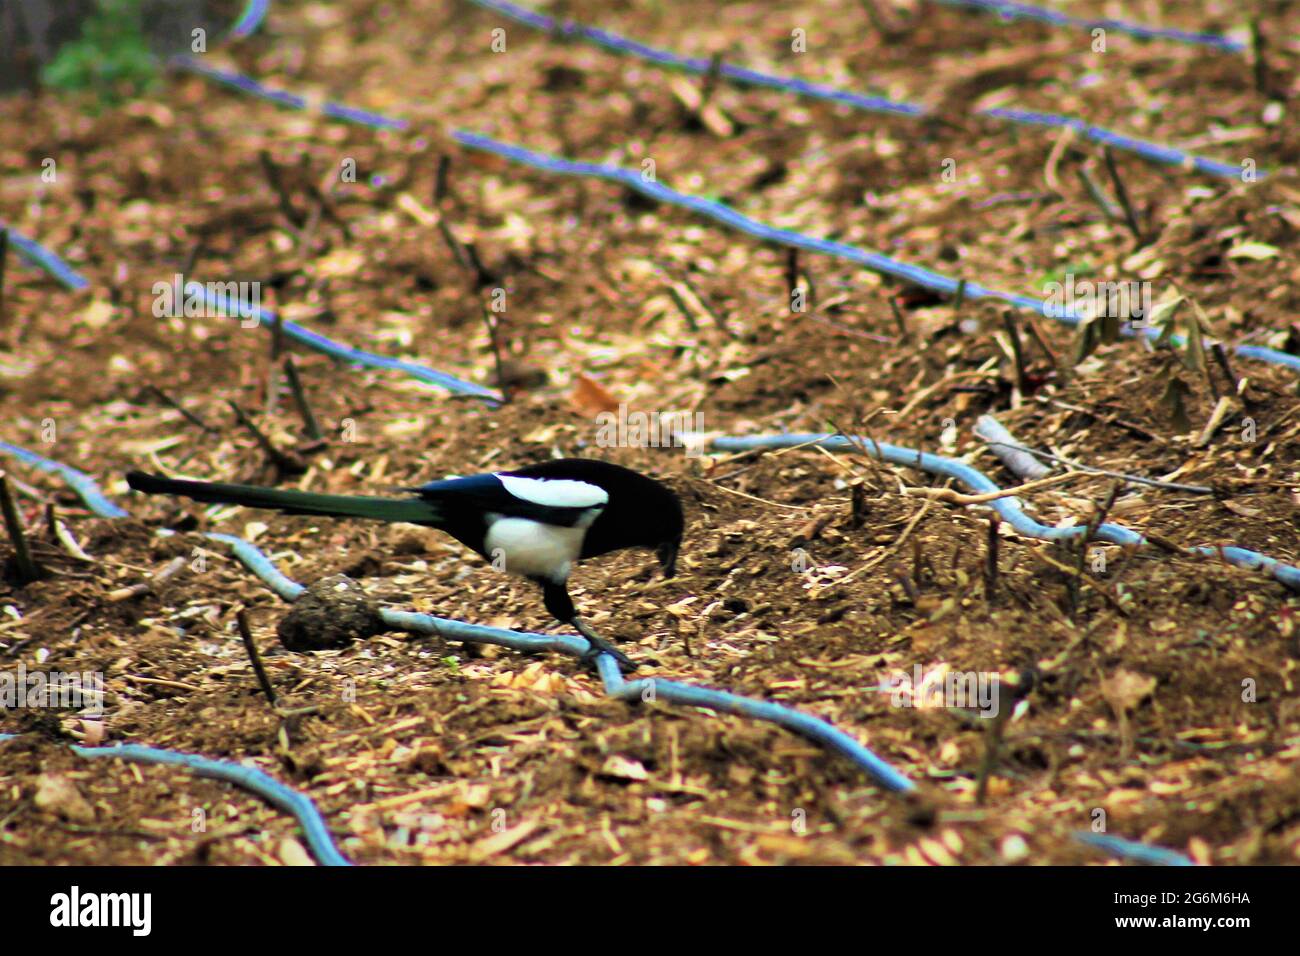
[125,459,684,669]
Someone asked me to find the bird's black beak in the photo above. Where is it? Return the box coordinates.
[657,541,679,578]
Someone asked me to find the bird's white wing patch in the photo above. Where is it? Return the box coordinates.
[496,473,609,509]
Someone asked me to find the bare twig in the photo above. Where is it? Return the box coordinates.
[830,487,946,590]
[1074,163,1121,221]
[1023,313,1067,382]
[236,609,279,708]
[661,265,732,339]
[896,366,999,421]
[282,356,324,441]
[986,515,1000,599]
[1210,342,1241,397]
[825,401,892,492]
[888,295,909,341]
[1025,544,1128,615]
[433,154,451,206]
[46,504,93,563]
[462,243,497,290]
[0,228,8,329]
[266,310,287,414]
[107,556,186,602]
[903,470,1086,504]
[437,219,497,289]
[259,150,306,230]
[1249,16,1270,97]
[700,52,724,106]
[1043,124,1075,194]
[1102,147,1145,245]
[300,170,352,241]
[146,384,216,433]
[982,442,1213,494]
[1194,395,1235,448]
[1045,399,1159,443]
[0,472,40,584]
[1000,311,1028,391]
[975,671,1034,805]
[482,307,510,401]
[706,479,810,512]
[121,674,199,692]
[1071,482,1121,615]
[436,216,473,271]
[974,708,1007,806]
[785,248,799,312]
[227,400,305,476]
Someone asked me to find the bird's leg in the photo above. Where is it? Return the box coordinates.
[571,616,637,672]
[539,579,638,671]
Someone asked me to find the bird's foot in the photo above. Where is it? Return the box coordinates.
[572,618,638,673]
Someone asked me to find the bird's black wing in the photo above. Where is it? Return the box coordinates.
[408,473,599,528]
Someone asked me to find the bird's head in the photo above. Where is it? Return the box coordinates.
[641,473,684,578]
[608,472,683,578]
[547,459,684,574]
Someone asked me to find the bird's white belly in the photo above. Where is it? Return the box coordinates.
[484,516,585,582]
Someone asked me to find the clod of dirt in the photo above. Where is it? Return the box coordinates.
[276,574,387,651]
[33,772,95,823]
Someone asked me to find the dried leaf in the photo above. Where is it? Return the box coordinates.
[600,755,649,781]
[1227,241,1279,261]
[1100,669,1156,715]
[315,248,365,278]
[569,373,619,417]
[278,836,314,866]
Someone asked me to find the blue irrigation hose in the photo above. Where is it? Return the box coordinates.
[172,56,410,131]
[977,107,1243,179]
[709,433,1300,592]
[0,733,349,866]
[201,534,917,795]
[161,60,1297,373]
[1072,831,1195,866]
[450,131,1300,374]
[1,214,497,404]
[227,0,271,39]
[0,440,129,518]
[203,532,307,600]
[0,226,92,291]
[933,0,1246,54]
[593,655,915,793]
[469,0,919,117]
[191,286,500,401]
[176,54,309,109]
[465,0,1249,180]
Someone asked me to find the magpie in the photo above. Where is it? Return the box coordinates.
[125,460,684,669]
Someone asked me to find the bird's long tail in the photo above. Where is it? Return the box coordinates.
[125,471,440,524]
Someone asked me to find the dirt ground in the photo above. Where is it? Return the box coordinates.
[2,0,1299,865]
